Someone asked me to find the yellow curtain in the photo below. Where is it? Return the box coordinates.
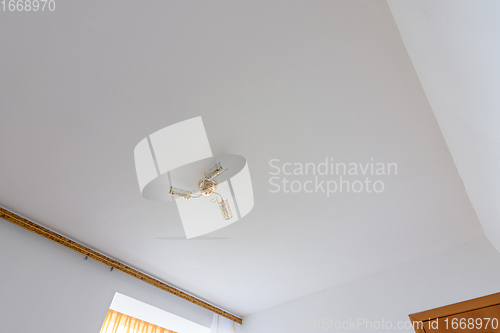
[100,309,178,333]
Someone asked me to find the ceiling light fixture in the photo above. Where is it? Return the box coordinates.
[169,162,233,220]
[134,117,254,238]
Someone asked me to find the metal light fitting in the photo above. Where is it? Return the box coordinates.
[169,162,233,220]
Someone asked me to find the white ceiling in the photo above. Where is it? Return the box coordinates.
[388,0,500,253]
[0,0,486,316]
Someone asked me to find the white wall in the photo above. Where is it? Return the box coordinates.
[243,236,500,332]
[0,218,213,333]
[387,0,500,253]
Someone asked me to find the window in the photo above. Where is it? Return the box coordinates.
[100,292,210,333]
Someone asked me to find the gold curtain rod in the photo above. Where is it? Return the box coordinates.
[0,206,242,325]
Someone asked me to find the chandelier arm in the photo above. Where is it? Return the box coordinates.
[211,192,224,203]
